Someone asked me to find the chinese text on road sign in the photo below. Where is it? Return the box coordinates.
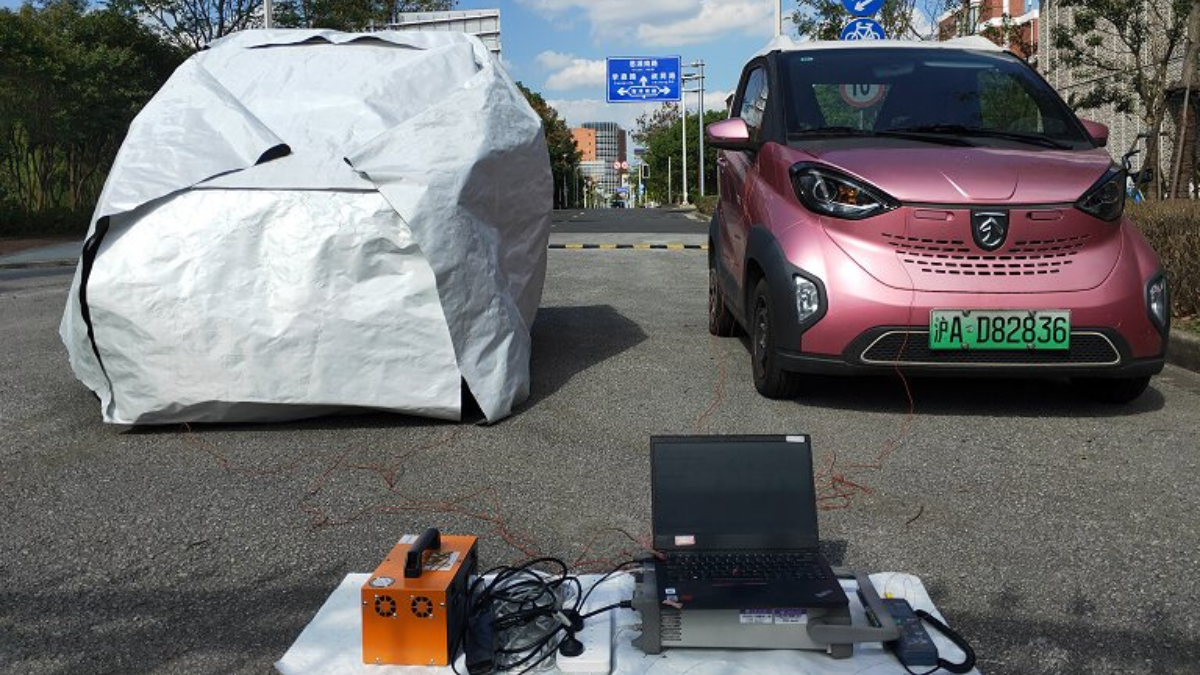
[607,57,682,103]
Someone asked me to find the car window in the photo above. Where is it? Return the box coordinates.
[978,70,1066,135]
[738,67,769,140]
[777,49,1090,147]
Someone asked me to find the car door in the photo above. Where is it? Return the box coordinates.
[718,63,770,317]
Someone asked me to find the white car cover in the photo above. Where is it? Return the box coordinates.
[59,30,552,425]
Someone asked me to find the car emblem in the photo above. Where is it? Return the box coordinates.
[971,210,1009,252]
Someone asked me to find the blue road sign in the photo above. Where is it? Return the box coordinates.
[842,0,884,16]
[840,18,886,40]
[607,56,681,104]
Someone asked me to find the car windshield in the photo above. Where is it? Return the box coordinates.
[776,48,1092,149]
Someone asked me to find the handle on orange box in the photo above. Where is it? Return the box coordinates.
[404,528,442,578]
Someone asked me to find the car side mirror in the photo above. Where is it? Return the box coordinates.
[707,118,760,151]
[1079,118,1108,147]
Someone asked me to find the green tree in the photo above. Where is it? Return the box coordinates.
[634,103,724,205]
[792,0,930,41]
[108,0,454,50]
[0,0,183,232]
[516,82,581,209]
[1050,0,1195,199]
[276,0,455,32]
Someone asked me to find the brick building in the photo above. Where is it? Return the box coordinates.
[937,0,1039,60]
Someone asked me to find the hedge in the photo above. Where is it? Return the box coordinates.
[1129,200,1200,318]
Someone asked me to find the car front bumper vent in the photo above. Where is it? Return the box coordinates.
[882,233,1089,277]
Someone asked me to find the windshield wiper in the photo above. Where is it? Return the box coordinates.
[885,124,1071,149]
[790,126,876,138]
[872,128,975,147]
[790,126,971,147]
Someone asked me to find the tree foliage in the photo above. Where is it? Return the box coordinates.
[276,0,455,33]
[516,82,581,209]
[0,0,184,232]
[1049,0,1195,198]
[792,0,929,41]
[634,103,723,204]
[106,0,454,51]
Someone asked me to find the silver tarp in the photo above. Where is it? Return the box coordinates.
[60,30,552,424]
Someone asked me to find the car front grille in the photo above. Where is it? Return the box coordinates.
[882,233,1090,277]
[859,330,1120,366]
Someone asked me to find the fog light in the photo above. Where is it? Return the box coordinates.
[794,276,820,322]
[1147,274,1169,331]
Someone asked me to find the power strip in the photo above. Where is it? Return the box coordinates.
[555,583,617,674]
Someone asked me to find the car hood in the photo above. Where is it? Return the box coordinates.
[785,143,1114,204]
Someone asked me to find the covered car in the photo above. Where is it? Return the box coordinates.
[60,30,552,424]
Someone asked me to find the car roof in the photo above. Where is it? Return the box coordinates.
[752,35,1005,59]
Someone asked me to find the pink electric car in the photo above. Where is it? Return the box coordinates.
[706,37,1169,403]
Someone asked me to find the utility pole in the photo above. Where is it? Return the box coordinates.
[264,0,273,28]
[681,100,689,205]
[687,62,706,197]
[775,0,781,37]
[668,155,673,205]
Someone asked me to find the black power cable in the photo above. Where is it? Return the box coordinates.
[453,557,642,675]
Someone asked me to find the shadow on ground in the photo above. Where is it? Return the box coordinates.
[522,304,648,410]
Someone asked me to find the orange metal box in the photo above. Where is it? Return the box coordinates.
[361,530,478,666]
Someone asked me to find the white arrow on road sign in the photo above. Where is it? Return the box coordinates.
[854,0,872,11]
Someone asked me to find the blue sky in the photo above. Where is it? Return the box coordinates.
[455,0,945,134]
[0,0,951,134]
[455,0,783,134]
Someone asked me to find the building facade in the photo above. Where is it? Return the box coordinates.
[580,122,627,196]
[937,0,1039,60]
[1037,1,1194,193]
[572,128,597,161]
[382,10,502,57]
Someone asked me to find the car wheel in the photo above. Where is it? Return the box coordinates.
[1071,376,1151,404]
[750,278,800,398]
[708,257,738,337]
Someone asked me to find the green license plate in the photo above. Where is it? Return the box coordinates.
[929,310,1070,350]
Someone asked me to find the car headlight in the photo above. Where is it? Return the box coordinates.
[1076,166,1126,221]
[794,275,820,322]
[1147,274,1169,332]
[790,164,898,220]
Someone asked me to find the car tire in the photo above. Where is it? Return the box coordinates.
[750,278,800,398]
[1071,376,1151,404]
[708,256,738,337]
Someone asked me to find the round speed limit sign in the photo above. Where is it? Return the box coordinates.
[839,83,886,108]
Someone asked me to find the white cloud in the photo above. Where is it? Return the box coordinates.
[699,88,735,114]
[542,56,607,91]
[638,1,774,46]
[535,51,575,71]
[517,0,771,45]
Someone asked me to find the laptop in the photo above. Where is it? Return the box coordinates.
[650,434,848,610]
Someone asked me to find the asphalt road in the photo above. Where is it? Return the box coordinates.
[2,208,1199,675]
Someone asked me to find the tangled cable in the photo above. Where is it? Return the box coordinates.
[453,558,640,675]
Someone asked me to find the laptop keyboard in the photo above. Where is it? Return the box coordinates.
[662,551,828,583]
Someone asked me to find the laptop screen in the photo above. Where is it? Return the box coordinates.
[651,435,820,551]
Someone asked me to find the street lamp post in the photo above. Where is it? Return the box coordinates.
[680,100,689,206]
[685,63,706,197]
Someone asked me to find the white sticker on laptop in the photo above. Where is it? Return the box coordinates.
[739,609,775,624]
[674,535,696,546]
[785,435,807,443]
[774,609,808,624]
